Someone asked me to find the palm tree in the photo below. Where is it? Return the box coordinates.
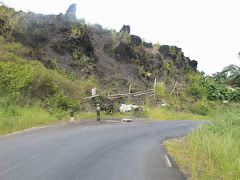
[223,64,240,87]
[212,71,228,83]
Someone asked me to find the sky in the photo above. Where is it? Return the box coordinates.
[2,0,240,75]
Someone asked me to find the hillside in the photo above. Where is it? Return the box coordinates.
[0,3,201,133]
[5,4,197,88]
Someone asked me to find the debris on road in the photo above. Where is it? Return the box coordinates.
[121,118,132,122]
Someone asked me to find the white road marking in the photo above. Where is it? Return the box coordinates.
[31,153,40,158]
[75,127,88,135]
[0,162,23,176]
[179,124,187,126]
[164,154,172,168]
[81,127,88,131]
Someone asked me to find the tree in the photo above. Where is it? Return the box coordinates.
[212,71,228,83]
[223,53,240,87]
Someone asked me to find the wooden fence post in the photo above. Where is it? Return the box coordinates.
[128,84,131,99]
[70,105,74,122]
[154,78,157,100]
[97,104,100,122]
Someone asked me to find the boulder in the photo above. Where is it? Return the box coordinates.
[143,42,153,48]
[189,60,198,71]
[114,42,137,63]
[68,34,94,57]
[159,45,170,56]
[222,100,228,105]
[130,35,142,46]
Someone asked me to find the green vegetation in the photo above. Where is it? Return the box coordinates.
[71,24,85,36]
[223,64,240,87]
[0,36,97,134]
[185,72,240,101]
[72,50,94,66]
[149,68,240,178]
[148,107,212,120]
[155,81,166,99]
[165,106,240,179]
[118,29,131,43]
[0,3,20,39]
[104,30,118,54]
[138,65,152,78]
[0,101,57,134]
[162,60,240,178]
[212,71,227,83]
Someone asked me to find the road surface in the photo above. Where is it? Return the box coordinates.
[0,118,203,180]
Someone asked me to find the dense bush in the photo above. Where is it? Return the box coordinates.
[45,91,79,118]
[0,60,33,103]
[187,72,240,102]
[190,100,210,116]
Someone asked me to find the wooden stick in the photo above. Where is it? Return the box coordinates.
[134,91,155,96]
[109,89,155,97]
[171,81,178,96]
[83,95,99,99]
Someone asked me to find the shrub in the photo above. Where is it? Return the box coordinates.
[45,91,79,118]
[155,81,166,99]
[0,60,34,103]
[185,73,207,99]
[191,100,210,116]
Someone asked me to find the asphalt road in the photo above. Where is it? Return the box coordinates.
[0,118,203,180]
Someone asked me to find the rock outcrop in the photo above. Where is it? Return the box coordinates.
[114,42,137,63]
[143,42,152,48]
[65,4,77,19]
[130,35,142,46]
[6,4,198,89]
[120,25,130,34]
[159,45,170,56]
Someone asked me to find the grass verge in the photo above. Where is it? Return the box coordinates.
[0,103,58,135]
[148,107,213,120]
[164,107,240,179]
[0,104,137,135]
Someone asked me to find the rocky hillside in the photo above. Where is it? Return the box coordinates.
[1,4,197,92]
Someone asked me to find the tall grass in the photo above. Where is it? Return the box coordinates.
[165,107,240,179]
[148,107,213,120]
[0,103,58,134]
[155,81,166,99]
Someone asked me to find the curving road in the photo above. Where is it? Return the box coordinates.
[0,119,203,180]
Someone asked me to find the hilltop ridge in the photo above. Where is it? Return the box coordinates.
[5,4,197,91]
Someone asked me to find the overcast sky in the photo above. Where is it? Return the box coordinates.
[2,0,240,75]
